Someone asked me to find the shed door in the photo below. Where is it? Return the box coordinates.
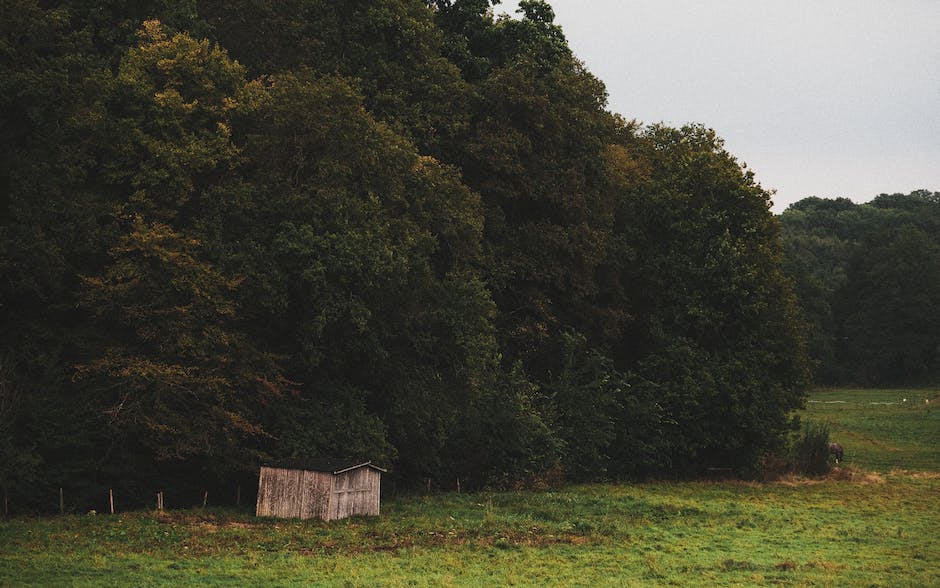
[330,468,379,519]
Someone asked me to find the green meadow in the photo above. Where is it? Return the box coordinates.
[2,388,938,587]
[803,388,939,472]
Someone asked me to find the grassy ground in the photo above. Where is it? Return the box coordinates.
[802,387,940,471]
[2,388,938,587]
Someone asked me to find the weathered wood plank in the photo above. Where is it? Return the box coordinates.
[257,464,382,520]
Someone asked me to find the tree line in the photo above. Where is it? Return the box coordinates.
[780,190,940,386]
[1,0,809,510]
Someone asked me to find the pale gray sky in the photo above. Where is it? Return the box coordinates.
[496,1,940,212]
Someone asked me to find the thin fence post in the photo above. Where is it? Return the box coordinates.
[202,490,208,508]
[59,487,64,516]
[457,478,461,494]
[109,488,114,515]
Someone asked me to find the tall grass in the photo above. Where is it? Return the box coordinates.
[790,420,831,475]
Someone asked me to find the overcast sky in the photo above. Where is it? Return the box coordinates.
[496,1,940,212]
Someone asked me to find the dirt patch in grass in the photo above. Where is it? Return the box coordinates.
[772,476,826,486]
[827,466,885,483]
[773,467,885,486]
[803,560,847,571]
[155,511,261,528]
[890,470,940,479]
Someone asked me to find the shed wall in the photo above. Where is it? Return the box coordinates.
[256,465,381,521]
[256,466,332,519]
[300,470,333,519]
[329,467,381,520]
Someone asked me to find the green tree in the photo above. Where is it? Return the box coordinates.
[461,55,624,378]
[780,191,940,385]
[198,0,472,156]
[75,22,281,485]
[778,199,860,383]
[837,226,940,385]
[2,1,821,495]
[618,125,810,475]
[0,0,115,508]
[229,71,502,482]
[541,330,623,481]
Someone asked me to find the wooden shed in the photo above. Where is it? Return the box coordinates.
[255,459,386,521]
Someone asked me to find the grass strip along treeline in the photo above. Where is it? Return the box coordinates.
[1,475,936,586]
[1,388,937,586]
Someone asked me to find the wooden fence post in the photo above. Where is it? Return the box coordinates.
[109,488,114,515]
[202,490,208,508]
[59,487,64,516]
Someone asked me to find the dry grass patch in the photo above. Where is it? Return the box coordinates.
[772,468,884,486]
[891,470,940,479]
[827,466,885,483]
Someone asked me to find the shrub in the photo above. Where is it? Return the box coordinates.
[791,420,831,476]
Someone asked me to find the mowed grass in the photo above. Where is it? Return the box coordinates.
[803,387,940,472]
[1,388,938,587]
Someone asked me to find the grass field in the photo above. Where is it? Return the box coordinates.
[803,387,940,472]
[1,388,938,587]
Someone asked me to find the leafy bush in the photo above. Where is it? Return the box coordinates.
[790,420,831,476]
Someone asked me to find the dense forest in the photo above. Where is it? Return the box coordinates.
[1,0,811,510]
[780,191,940,386]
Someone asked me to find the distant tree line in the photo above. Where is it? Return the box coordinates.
[1,0,809,510]
[780,190,940,386]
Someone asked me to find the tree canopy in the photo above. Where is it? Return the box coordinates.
[2,0,810,510]
[780,190,940,386]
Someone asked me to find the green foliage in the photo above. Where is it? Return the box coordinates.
[838,227,940,385]
[457,51,622,378]
[3,1,813,500]
[450,362,560,488]
[543,331,623,480]
[781,191,940,385]
[200,0,472,155]
[0,0,117,503]
[616,125,810,476]
[263,384,396,467]
[229,70,498,482]
[789,420,831,476]
[72,22,281,487]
